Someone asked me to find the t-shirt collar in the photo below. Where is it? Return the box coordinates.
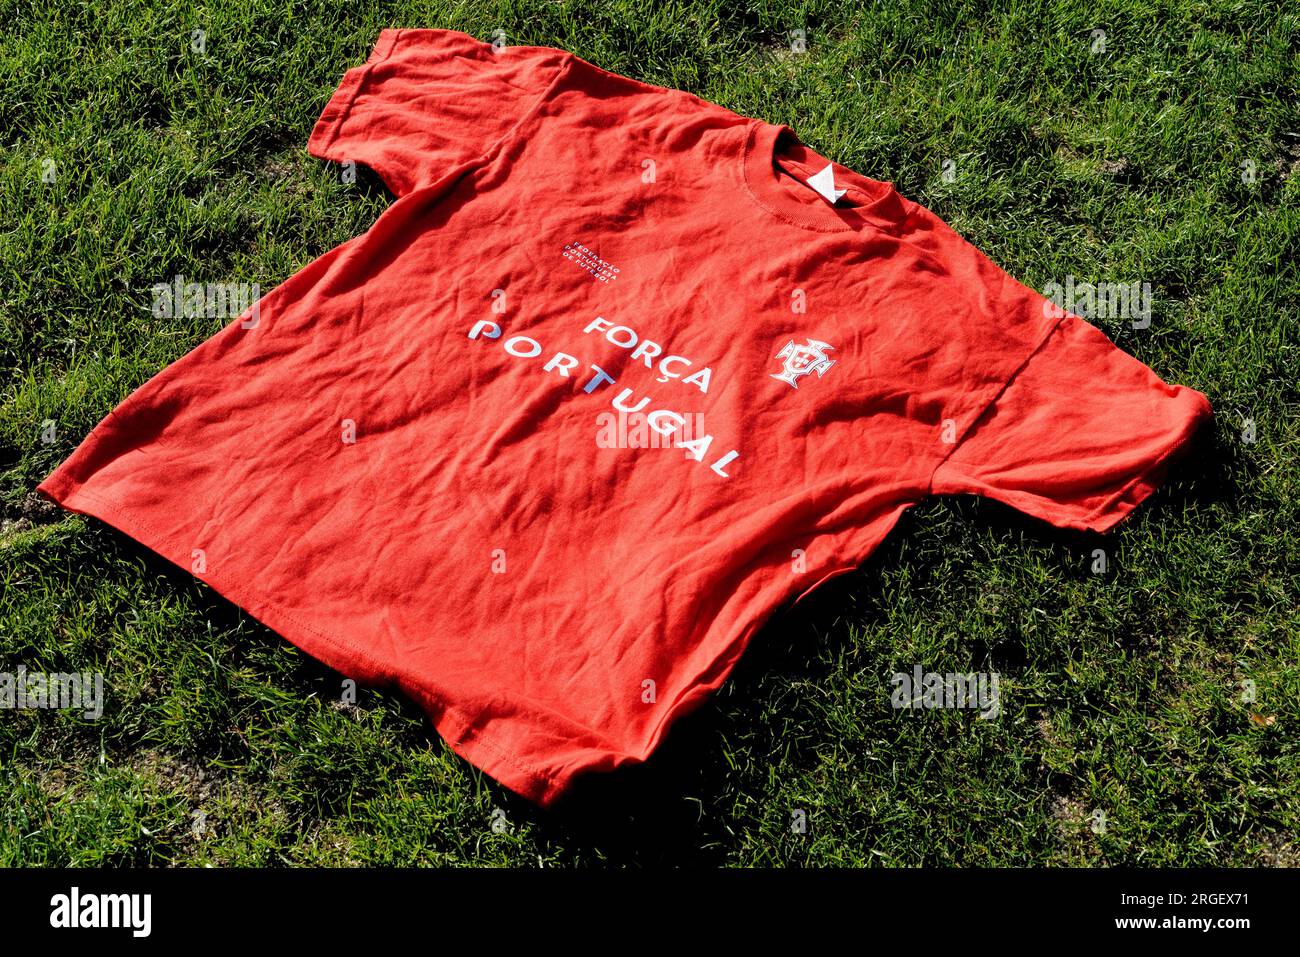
[740,118,907,233]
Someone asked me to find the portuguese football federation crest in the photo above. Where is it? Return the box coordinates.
[771,338,835,389]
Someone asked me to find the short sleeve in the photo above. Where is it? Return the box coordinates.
[931,312,1213,532]
[307,29,569,196]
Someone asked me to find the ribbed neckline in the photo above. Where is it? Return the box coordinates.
[739,118,907,233]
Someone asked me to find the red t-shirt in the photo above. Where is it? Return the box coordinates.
[38,28,1213,806]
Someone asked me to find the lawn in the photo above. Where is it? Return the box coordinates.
[1,0,1296,866]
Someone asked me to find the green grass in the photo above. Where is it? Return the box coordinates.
[1,0,1297,866]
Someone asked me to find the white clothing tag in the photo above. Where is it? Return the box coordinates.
[806,164,847,204]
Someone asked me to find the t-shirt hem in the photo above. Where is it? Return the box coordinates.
[32,474,571,809]
[305,29,403,177]
[1073,387,1213,533]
